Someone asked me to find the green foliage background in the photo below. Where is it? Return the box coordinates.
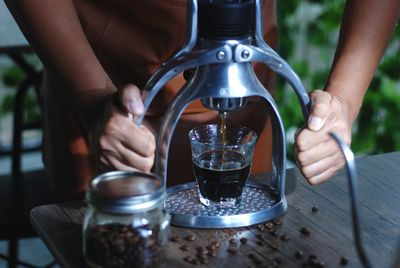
[276,0,400,160]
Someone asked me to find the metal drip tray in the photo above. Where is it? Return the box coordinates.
[165,181,287,228]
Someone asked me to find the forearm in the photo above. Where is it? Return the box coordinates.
[5,0,117,110]
[325,0,400,122]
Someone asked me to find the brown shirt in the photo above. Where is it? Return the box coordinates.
[42,0,278,200]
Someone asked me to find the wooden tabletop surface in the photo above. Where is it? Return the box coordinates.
[30,152,400,268]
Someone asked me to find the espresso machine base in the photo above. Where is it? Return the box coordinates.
[165,181,287,229]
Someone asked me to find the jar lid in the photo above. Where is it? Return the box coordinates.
[87,171,165,214]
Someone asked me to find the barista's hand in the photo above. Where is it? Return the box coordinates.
[294,90,353,185]
[96,84,156,173]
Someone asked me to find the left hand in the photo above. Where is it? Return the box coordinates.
[295,90,353,185]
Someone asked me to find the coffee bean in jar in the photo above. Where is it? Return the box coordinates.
[83,171,170,268]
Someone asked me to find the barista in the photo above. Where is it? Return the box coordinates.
[5,0,400,200]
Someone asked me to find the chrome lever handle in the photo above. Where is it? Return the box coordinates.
[330,132,372,268]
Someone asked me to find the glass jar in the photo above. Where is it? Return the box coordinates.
[83,171,169,268]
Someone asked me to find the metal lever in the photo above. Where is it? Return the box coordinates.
[329,132,372,268]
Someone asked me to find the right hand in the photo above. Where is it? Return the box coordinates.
[96,84,156,173]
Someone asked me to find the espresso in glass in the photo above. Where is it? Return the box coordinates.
[189,124,257,208]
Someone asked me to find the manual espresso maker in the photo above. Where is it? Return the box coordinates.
[136,0,311,228]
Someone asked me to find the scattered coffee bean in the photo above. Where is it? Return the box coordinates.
[268,243,279,251]
[265,222,275,229]
[256,233,264,240]
[295,250,304,259]
[198,255,208,265]
[196,246,206,255]
[207,251,217,257]
[228,247,238,255]
[312,206,319,213]
[248,253,256,259]
[300,227,311,236]
[169,236,180,242]
[308,258,318,266]
[240,237,248,244]
[274,218,284,225]
[179,245,189,251]
[229,238,237,245]
[210,241,220,247]
[183,256,195,263]
[340,256,349,265]
[85,223,163,268]
[309,254,317,260]
[185,235,196,241]
[270,230,279,237]
[280,234,290,241]
[206,244,217,251]
[258,224,266,231]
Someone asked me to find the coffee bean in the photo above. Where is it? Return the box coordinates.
[265,222,275,229]
[309,254,317,260]
[274,218,284,225]
[270,230,279,237]
[308,258,318,266]
[86,223,163,268]
[295,250,304,259]
[268,243,279,251]
[280,234,290,241]
[228,247,237,255]
[179,245,189,251]
[169,236,180,242]
[340,256,349,265]
[240,237,248,244]
[229,238,237,245]
[206,244,217,251]
[256,233,264,240]
[212,241,221,248]
[312,206,319,213]
[185,235,196,241]
[300,227,311,236]
[196,246,206,254]
[183,256,194,263]
[198,255,208,264]
[207,251,217,257]
[258,224,266,231]
[247,253,256,259]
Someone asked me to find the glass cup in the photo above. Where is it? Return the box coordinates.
[189,124,257,208]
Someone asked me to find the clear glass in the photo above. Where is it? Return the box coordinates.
[82,204,169,268]
[189,124,257,208]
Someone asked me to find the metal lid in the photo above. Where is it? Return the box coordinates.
[87,171,164,214]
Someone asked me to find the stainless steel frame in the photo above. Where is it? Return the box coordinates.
[135,0,311,228]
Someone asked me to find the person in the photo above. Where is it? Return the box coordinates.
[5,0,400,201]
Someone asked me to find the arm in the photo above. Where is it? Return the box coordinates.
[295,0,400,185]
[5,0,155,173]
[5,0,115,116]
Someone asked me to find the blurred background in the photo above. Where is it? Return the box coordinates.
[0,0,399,267]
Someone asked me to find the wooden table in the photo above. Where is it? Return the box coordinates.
[30,152,400,268]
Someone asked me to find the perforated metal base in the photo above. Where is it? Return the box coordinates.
[165,181,287,228]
